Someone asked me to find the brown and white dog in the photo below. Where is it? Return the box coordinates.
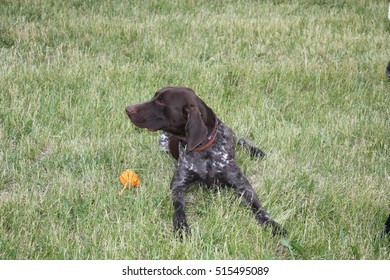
[126,87,286,238]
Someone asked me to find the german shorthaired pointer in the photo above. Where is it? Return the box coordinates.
[126,87,286,238]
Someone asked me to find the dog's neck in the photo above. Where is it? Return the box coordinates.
[192,118,219,152]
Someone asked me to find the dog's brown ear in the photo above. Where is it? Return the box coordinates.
[185,105,208,151]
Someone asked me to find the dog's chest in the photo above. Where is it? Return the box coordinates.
[178,123,236,182]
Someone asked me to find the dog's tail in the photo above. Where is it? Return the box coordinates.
[237,137,266,159]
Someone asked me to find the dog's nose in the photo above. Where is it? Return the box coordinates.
[125,105,137,116]
[125,105,144,124]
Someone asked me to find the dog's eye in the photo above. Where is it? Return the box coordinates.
[155,95,164,105]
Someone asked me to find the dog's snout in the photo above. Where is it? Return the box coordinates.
[125,105,136,116]
[126,105,145,124]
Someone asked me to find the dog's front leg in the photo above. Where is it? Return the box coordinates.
[170,167,194,239]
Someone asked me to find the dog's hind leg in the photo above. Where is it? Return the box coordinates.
[222,164,287,236]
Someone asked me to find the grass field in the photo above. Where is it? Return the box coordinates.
[0,0,389,260]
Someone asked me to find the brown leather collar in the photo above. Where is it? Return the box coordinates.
[192,118,219,152]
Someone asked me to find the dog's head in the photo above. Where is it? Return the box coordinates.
[126,87,216,151]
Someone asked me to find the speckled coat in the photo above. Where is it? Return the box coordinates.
[163,120,285,236]
[126,86,285,238]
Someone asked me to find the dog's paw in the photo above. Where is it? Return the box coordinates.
[265,220,287,237]
[174,220,191,240]
[173,213,191,240]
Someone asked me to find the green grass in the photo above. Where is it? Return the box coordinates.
[0,0,389,260]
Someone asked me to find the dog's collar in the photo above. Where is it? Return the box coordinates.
[192,118,219,152]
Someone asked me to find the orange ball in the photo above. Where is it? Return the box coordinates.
[119,170,140,188]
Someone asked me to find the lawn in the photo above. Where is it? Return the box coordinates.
[0,0,389,259]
